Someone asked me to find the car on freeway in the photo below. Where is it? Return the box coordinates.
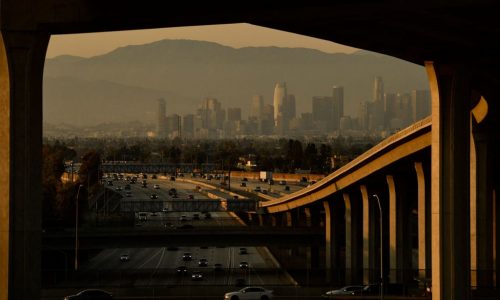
[138,212,147,221]
[182,252,192,261]
[204,212,212,219]
[115,186,122,191]
[176,266,188,274]
[321,285,365,298]
[188,194,194,199]
[150,193,158,199]
[198,258,208,267]
[180,215,188,222]
[242,177,248,181]
[279,180,287,185]
[239,247,248,255]
[254,186,262,192]
[162,207,168,212]
[214,263,223,271]
[191,271,203,281]
[224,286,273,300]
[193,213,200,220]
[120,254,129,262]
[284,185,290,191]
[153,184,160,189]
[151,174,157,179]
[240,182,247,187]
[239,261,249,269]
[125,191,132,197]
[63,289,113,300]
[170,176,176,181]
[168,188,177,195]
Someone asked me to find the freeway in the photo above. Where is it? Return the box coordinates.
[54,174,296,288]
[189,175,307,200]
[70,210,294,287]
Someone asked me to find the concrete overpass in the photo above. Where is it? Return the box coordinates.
[42,227,324,250]
[100,162,218,174]
[2,2,500,300]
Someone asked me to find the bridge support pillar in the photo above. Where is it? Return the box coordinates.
[285,211,293,227]
[304,207,312,227]
[0,31,49,300]
[426,62,472,300]
[361,185,376,284]
[343,193,354,284]
[323,199,343,284]
[270,215,277,227]
[415,162,431,280]
[258,214,265,226]
[306,246,320,270]
[470,123,494,289]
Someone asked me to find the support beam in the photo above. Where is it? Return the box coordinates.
[426,62,471,300]
[0,30,50,300]
[285,211,293,227]
[415,162,429,279]
[323,200,332,283]
[258,214,264,227]
[470,127,494,288]
[360,185,373,284]
[343,192,353,284]
[387,175,398,283]
[304,207,312,227]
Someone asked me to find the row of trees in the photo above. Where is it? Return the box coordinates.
[44,136,378,174]
[42,136,378,226]
[42,142,101,227]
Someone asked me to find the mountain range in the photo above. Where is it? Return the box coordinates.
[43,39,429,127]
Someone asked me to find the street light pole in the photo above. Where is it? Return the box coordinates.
[372,194,384,300]
[75,184,84,271]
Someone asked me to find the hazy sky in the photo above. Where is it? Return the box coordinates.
[47,23,359,58]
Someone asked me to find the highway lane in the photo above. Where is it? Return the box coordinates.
[76,185,293,287]
[191,176,307,200]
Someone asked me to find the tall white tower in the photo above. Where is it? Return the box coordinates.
[273,82,287,126]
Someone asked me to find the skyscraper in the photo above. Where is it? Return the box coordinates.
[157,98,167,138]
[250,95,264,119]
[312,96,333,132]
[273,82,287,127]
[332,86,344,131]
[371,76,385,131]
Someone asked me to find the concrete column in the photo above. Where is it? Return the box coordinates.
[323,200,333,283]
[470,130,494,288]
[415,162,429,279]
[360,185,374,284]
[270,215,277,227]
[343,192,353,284]
[304,207,312,227]
[495,189,499,288]
[306,246,320,269]
[304,207,320,272]
[258,214,264,227]
[0,31,49,300]
[426,62,472,300]
[387,175,398,283]
[285,211,293,227]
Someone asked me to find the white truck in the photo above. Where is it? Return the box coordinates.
[259,171,272,181]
